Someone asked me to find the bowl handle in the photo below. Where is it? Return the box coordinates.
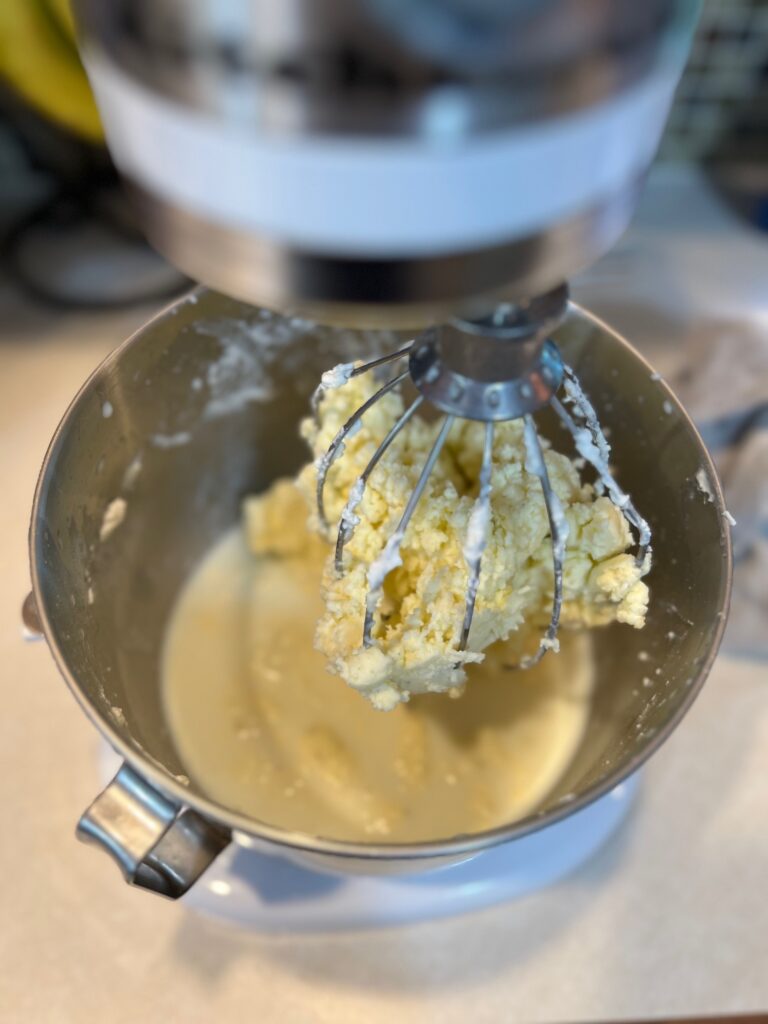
[76,763,230,898]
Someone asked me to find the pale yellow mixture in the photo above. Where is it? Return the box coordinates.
[270,373,650,710]
[162,526,594,843]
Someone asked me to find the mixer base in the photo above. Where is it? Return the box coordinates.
[197,793,640,930]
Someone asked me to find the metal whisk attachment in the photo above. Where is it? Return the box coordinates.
[314,284,651,666]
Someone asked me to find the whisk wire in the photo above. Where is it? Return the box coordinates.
[561,363,612,463]
[363,414,455,647]
[313,318,651,672]
[519,415,569,668]
[458,421,494,652]
[316,369,410,529]
[335,395,425,573]
[311,344,413,419]
[350,344,414,377]
[551,394,651,564]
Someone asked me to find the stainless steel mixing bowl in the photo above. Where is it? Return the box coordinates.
[28,289,731,898]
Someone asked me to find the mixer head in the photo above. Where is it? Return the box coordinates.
[314,287,652,663]
[73,0,696,326]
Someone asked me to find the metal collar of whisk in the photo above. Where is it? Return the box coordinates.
[409,283,568,422]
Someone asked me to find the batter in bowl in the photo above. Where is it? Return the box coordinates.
[162,515,594,843]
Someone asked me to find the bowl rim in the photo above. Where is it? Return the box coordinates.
[29,289,733,861]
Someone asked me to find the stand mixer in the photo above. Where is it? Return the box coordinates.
[23,0,732,906]
[73,0,692,663]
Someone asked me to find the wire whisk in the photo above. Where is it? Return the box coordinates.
[312,291,651,666]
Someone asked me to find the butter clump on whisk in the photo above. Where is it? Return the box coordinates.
[246,371,651,711]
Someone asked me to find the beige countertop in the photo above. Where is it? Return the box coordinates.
[1,168,767,1023]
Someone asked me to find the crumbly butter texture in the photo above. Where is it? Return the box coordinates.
[246,373,650,710]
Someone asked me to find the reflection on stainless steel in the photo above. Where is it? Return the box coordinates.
[127,181,641,325]
[574,164,767,660]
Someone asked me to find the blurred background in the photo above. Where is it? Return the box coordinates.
[0,0,185,308]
